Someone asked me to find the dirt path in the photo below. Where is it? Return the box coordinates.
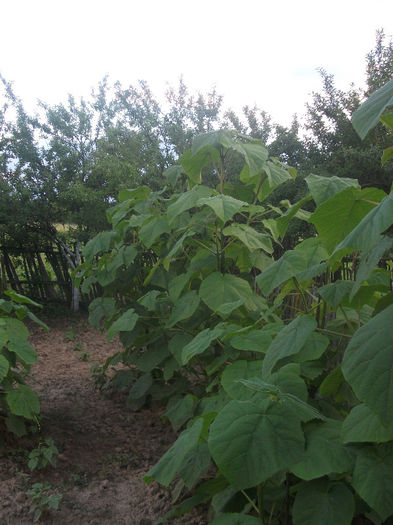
[0,315,208,524]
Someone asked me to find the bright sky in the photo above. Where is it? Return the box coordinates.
[1,0,393,126]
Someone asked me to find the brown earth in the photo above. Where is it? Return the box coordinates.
[0,314,208,525]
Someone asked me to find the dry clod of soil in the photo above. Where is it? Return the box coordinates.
[0,316,208,524]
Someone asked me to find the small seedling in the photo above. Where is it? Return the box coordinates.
[73,341,84,351]
[79,350,90,362]
[64,326,77,341]
[27,482,62,523]
[28,437,59,470]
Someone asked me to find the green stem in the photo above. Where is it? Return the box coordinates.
[193,239,216,255]
[247,174,267,226]
[257,483,265,522]
[319,298,327,329]
[268,501,276,525]
[339,304,355,332]
[317,327,351,338]
[240,490,259,516]
[293,277,309,313]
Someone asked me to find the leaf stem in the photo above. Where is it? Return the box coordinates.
[268,501,276,525]
[193,239,216,255]
[293,277,309,313]
[339,305,355,333]
[257,483,266,523]
[240,490,260,516]
[317,327,351,338]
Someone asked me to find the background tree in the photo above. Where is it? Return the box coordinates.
[304,29,393,191]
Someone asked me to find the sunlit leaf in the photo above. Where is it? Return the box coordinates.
[352,77,393,139]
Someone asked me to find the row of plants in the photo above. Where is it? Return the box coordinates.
[79,78,393,524]
[0,290,48,438]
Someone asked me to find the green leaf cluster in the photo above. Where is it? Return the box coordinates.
[0,291,46,437]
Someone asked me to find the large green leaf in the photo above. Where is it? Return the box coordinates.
[8,339,37,365]
[222,360,264,401]
[138,290,161,311]
[262,315,317,378]
[227,141,269,177]
[168,271,193,302]
[164,230,195,265]
[223,224,273,253]
[0,317,29,341]
[169,333,193,365]
[276,195,312,238]
[292,479,355,525]
[350,235,393,299]
[107,308,139,342]
[167,291,200,328]
[291,420,353,480]
[83,231,117,261]
[199,273,253,316]
[352,77,393,140]
[197,195,246,223]
[135,342,170,373]
[4,290,41,308]
[309,187,385,253]
[144,417,203,486]
[118,186,151,203]
[305,174,360,206]
[191,131,268,178]
[334,193,393,255]
[222,361,309,408]
[164,165,183,186]
[342,404,393,444]
[178,442,211,488]
[342,304,393,424]
[5,414,27,437]
[208,399,304,489]
[88,297,116,329]
[258,161,292,201]
[294,332,329,363]
[165,394,197,431]
[0,355,9,381]
[352,442,393,520]
[229,330,272,353]
[180,147,220,186]
[167,185,212,224]
[239,374,322,422]
[139,216,171,248]
[128,373,152,400]
[181,326,225,365]
[256,238,328,296]
[6,384,40,420]
[191,130,233,155]
[106,245,138,273]
[318,280,354,308]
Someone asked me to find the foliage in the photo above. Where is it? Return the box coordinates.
[28,437,59,470]
[0,290,47,437]
[304,30,393,192]
[80,69,393,523]
[27,482,62,523]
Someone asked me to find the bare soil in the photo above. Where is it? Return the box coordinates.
[0,314,208,525]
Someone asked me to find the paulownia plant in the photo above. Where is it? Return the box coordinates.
[81,76,393,524]
[0,290,47,438]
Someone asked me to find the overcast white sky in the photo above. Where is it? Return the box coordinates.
[1,0,393,126]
